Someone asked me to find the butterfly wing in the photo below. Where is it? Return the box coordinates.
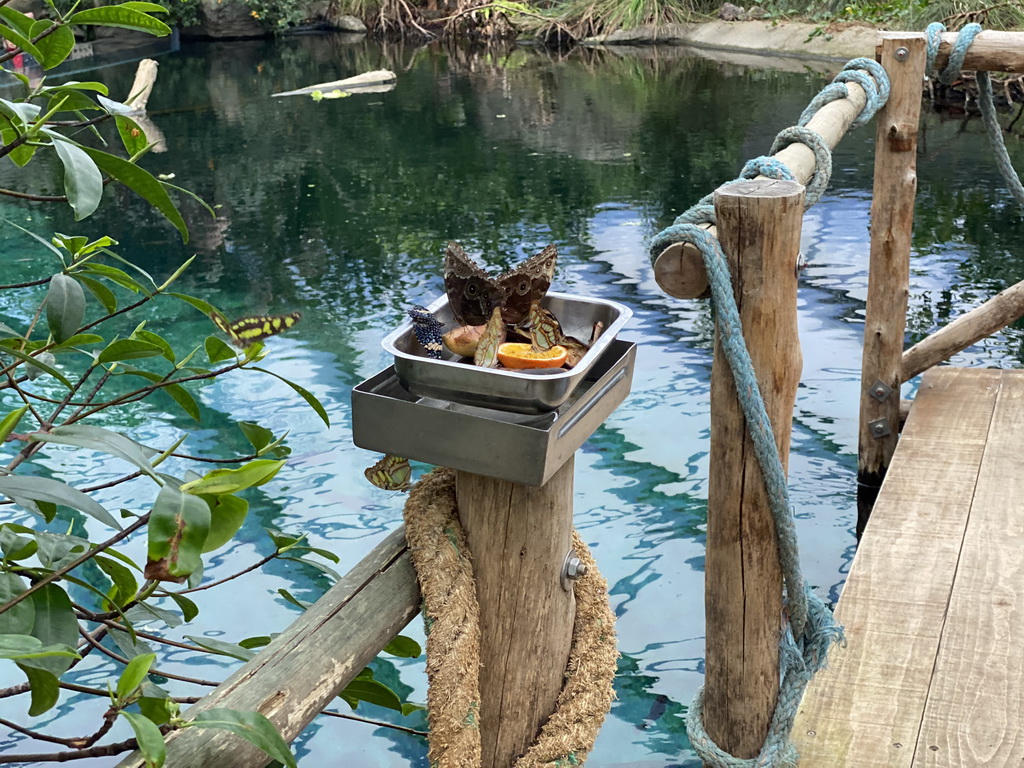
[364,454,413,492]
[407,305,445,359]
[473,306,506,368]
[497,244,557,325]
[227,312,302,348]
[522,301,562,351]
[443,242,504,326]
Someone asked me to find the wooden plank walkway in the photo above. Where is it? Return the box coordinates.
[793,366,1024,766]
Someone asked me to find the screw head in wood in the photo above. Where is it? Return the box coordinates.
[895,46,909,61]
[561,551,586,591]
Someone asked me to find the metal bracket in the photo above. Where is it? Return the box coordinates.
[868,418,892,439]
[560,550,586,592]
[868,379,894,403]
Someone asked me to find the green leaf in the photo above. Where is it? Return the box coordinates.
[68,5,171,35]
[97,94,134,115]
[0,527,37,561]
[76,274,117,313]
[168,292,215,315]
[82,262,145,293]
[45,273,86,343]
[339,677,403,712]
[183,635,254,662]
[0,475,122,530]
[0,322,23,338]
[145,484,210,581]
[2,347,72,388]
[30,424,157,479]
[161,382,200,422]
[33,531,88,568]
[401,702,426,715]
[181,460,285,496]
[52,333,105,349]
[237,422,273,453]
[98,338,164,364]
[0,634,78,661]
[138,682,173,725]
[276,589,311,610]
[134,330,175,362]
[187,709,296,768]
[47,89,102,114]
[0,406,29,444]
[118,1,170,11]
[109,626,153,659]
[52,139,104,220]
[0,7,35,35]
[18,663,60,716]
[251,367,330,427]
[113,114,149,157]
[238,635,272,650]
[166,592,198,622]
[0,23,41,60]
[20,585,79,675]
[201,494,247,553]
[116,652,156,703]
[0,573,34,635]
[30,21,75,69]
[382,635,422,658]
[122,711,167,768]
[205,335,235,364]
[125,601,182,629]
[96,554,139,607]
[80,148,187,242]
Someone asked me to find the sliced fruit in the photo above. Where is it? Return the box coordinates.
[496,343,568,370]
[442,323,487,357]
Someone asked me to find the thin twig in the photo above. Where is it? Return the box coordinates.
[173,552,278,594]
[0,736,141,763]
[320,708,429,737]
[77,627,220,687]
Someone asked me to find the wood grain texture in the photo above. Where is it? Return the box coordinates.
[456,458,576,768]
[704,179,804,758]
[857,37,927,484]
[901,278,1024,382]
[913,371,1024,766]
[114,526,421,768]
[652,79,867,300]
[793,368,1002,766]
[877,30,1024,74]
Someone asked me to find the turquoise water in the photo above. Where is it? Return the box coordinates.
[1,35,1023,766]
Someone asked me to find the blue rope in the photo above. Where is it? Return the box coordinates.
[926,22,1024,210]
[647,56,893,768]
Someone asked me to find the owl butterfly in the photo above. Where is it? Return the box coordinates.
[211,311,302,349]
[364,454,413,492]
[443,242,557,327]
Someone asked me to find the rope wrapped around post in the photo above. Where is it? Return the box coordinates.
[925,22,1024,211]
[402,468,618,768]
[646,56,893,767]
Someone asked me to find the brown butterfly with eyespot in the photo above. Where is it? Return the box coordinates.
[443,242,557,327]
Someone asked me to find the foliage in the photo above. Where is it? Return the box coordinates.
[753,0,1024,29]
[0,5,421,764]
[246,0,311,30]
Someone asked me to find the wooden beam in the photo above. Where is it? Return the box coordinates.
[878,30,1024,75]
[856,36,927,536]
[114,526,420,768]
[456,459,576,767]
[704,178,804,758]
[652,80,867,300]
[901,278,1024,382]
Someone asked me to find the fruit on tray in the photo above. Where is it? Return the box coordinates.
[496,343,569,369]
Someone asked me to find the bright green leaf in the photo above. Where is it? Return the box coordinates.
[98,338,164,364]
[0,573,34,635]
[145,484,210,581]
[52,333,105,349]
[184,635,254,662]
[20,585,79,675]
[238,635,272,650]
[18,663,60,716]
[0,23,41,60]
[276,589,311,610]
[68,5,171,35]
[237,422,273,453]
[45,273,86,343]
[339,677,403,712]
[204,335,235,364]
[0,475,122,530]
[201,494,247,553]
[122,711,167,768]
[382,635,422,659]
[166,592,198,622]
[82,262,145,293]
[0,634,78,661]
[116,652,156,703]
[181,460,285,496]
[96,554,139,607]
[52,139,104,220]
[76,275,117,313]
[0,406,29,444]
[30,21,75,69]
[187,709,296,768]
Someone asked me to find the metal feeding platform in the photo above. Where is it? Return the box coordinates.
[352,293,636,486]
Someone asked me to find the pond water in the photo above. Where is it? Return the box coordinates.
[2,34,1024,767]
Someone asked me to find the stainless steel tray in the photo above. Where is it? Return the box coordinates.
[353,339,636,486]
[381,291,632,413]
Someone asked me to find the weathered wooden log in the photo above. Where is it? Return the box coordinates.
[456,458,576,767]
[901,278,1024,383]
[704,178,804,758]
[114,526,420,768]
[272,69,397,98]
[653,80,867,299]
[878,30,1024,75]
[126,59,158,114]
[856,36,927,536]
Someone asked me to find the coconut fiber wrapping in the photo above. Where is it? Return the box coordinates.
[403,469,617,767]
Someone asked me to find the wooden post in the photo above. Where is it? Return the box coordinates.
[456,457,576,767]
[704,179,804,758]
[856,36,927,536]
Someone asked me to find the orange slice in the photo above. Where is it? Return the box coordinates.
[496,343,568,370]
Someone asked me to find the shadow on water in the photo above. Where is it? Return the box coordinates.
[1,33,1023,766]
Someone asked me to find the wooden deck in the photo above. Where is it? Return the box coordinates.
[793,366,1024,766]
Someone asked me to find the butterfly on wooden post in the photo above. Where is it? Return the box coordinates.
[443,242,557,367]
[364,454,413,492]
[210,311,302,349]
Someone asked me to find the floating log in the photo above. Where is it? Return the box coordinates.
[704,178,804,757]
[126,58,158,114]
[114,526,420,768]
[901,278,1024,383]
[652,77,867,299]
[455,459,576,767]
[878,30,1024,75]
[272,69,397,98]
[856,36,927,535]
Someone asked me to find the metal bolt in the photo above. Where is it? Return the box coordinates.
[872,422,886,434]
[894,46,909,61]
[561,551,586,591]
[874,387,886,398]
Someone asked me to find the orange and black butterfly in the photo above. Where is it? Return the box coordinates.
[210,311,302,348]
[364,454,413,492]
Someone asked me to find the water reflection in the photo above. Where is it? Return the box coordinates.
[1,34,1022,767]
